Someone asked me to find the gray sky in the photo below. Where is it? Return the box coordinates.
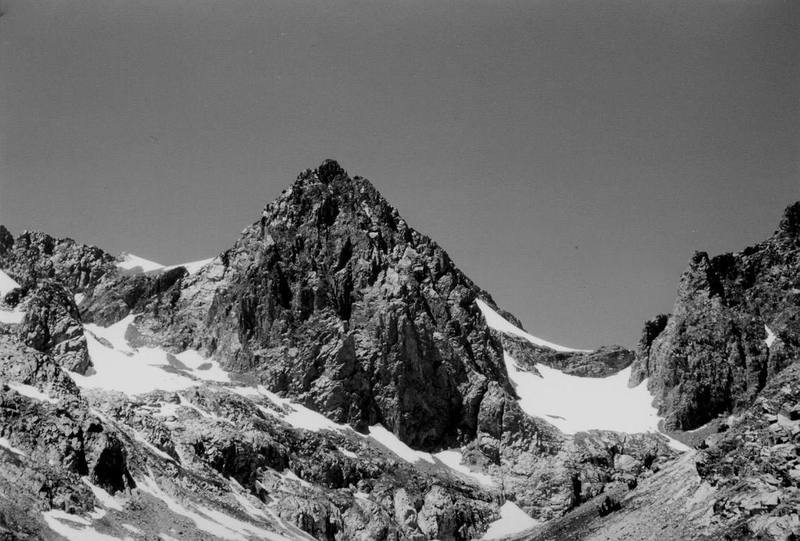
[1,0,798,349]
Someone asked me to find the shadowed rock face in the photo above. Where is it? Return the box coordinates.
[630,202,800,430]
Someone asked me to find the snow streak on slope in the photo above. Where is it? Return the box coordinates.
[434,450,496,486]
[765,325,777,348]
[368,425,436,463]
[8,383,58,403]
[476,299,589,353]
[504,353,660,434]
[0,269,24,323]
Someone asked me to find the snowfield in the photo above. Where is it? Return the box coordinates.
[71,316,229,395]
[478,299,689,451]
[504,352,661,434]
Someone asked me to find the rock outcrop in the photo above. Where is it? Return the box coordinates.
[630,202,800,430]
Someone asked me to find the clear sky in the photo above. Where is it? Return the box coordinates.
[0,0,798,349]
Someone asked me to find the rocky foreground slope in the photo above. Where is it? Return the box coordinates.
[0,161,796,540]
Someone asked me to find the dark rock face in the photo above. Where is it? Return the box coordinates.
[630,203,800,430]
[505,335,634,378]
[18,281,91,374]
[134,161,518,450]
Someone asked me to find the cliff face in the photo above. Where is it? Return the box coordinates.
[630,202,800,430]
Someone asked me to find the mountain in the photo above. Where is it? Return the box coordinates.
[0,160,797,540]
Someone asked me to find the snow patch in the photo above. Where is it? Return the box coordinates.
[476,299,589,353]
[0,437,24,456]
[71,317,228,395]
[765,325,777,348]
[434,450,496,486]
[83,478,124,511]
[8,383,58,403]
[368,425,435,464]
[0,269,20,296]
[338,446,358,459]
[281,470,312,488]
[122,524,143,535]
[0,308,24,324]
[482,501,540,539]
[74,293,85,305]
[0,269,24,324]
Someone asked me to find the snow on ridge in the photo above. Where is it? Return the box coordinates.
[117,252,215,276]
[476,299,589,353]
[117,253,164,273]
